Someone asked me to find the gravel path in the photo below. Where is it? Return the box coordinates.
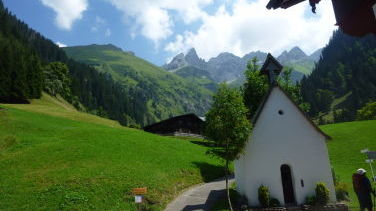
[164,176,235,211]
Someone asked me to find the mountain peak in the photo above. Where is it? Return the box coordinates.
[185,48,199,61]
[184,48,207,70]
[186,48,197,56]
[242,51,268,63]
[289,46,306,57]
[278,46,307,63]
[216,52,237,59]
[163,53,187,71]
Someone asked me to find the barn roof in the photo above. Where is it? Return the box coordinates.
[143,113,204,130]
[252,84,332,140]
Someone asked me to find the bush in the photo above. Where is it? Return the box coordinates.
[315,182,330,205]
[356,102,376,120]
[270,198,280,207]
[305,195,316,205]
[128,124,141,129]
[335,182,349,201]
[258,185,270,207]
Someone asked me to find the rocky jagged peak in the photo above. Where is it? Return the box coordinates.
[162,53,187,71]
[278,46,307,63]
[289,46,307,58]
[174,52,185,60]
[185,48,200,63]
[211,52,239,62]
[242,51,268,63]
[184,48,207,70]
[186,48,198,57]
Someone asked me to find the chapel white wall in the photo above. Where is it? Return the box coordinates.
[235,87,336,206]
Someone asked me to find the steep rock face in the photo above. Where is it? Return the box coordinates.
[185,48,208,70]
[278,47,321,76]
[278,47,307,63]
[207,52,247,82]
[163,53,186,71]
[242,51,268,64]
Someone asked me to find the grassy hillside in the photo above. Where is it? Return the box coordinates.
[3,93,122,128]
[1,95,375,210]
[64,44,213,125]
[0,97,223,210]
[285,60,314,75]
[322,120,376,210]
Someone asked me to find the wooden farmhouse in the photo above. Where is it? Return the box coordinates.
[266,0,376,37]
[234,54,336,206]
[143,113,204,137]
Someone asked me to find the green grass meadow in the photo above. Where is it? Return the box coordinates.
[0,95,375,210]
[0,99,223,210]
[323,120,376,210]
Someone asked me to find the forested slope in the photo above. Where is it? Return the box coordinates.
[0,1,43,103]
[301,30,376,122]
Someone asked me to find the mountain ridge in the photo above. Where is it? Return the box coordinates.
[163,46,322,83]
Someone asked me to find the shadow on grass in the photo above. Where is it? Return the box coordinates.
[192,162,225,182]
[190,140,216,147]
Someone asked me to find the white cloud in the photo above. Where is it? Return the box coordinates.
[165,34,185,53]
[165,0,337,60]
[56,42,67,47]
[106,0,213,44]
[105,28,112,37]
[40,0,88,30]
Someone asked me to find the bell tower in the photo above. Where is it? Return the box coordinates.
[260,53,283,85]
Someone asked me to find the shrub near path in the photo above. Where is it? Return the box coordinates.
[0,104,223,210]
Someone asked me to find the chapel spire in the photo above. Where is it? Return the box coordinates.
[260,53,283,85]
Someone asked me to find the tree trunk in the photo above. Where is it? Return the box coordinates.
[225,158,233,211]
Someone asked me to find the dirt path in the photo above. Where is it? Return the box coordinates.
[164,176,235,211]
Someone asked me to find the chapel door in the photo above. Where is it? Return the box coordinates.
[280,164,296,205]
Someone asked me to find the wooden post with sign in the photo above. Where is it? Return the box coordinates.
[132,187,147,211]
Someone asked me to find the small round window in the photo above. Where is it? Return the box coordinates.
[278,110,284,115]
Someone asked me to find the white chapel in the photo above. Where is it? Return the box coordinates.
[234,54,336,206]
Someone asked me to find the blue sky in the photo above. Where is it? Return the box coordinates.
[3,0,337,66]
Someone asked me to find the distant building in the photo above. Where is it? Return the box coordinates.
[235,54,336,206]
[143,113,204,137]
